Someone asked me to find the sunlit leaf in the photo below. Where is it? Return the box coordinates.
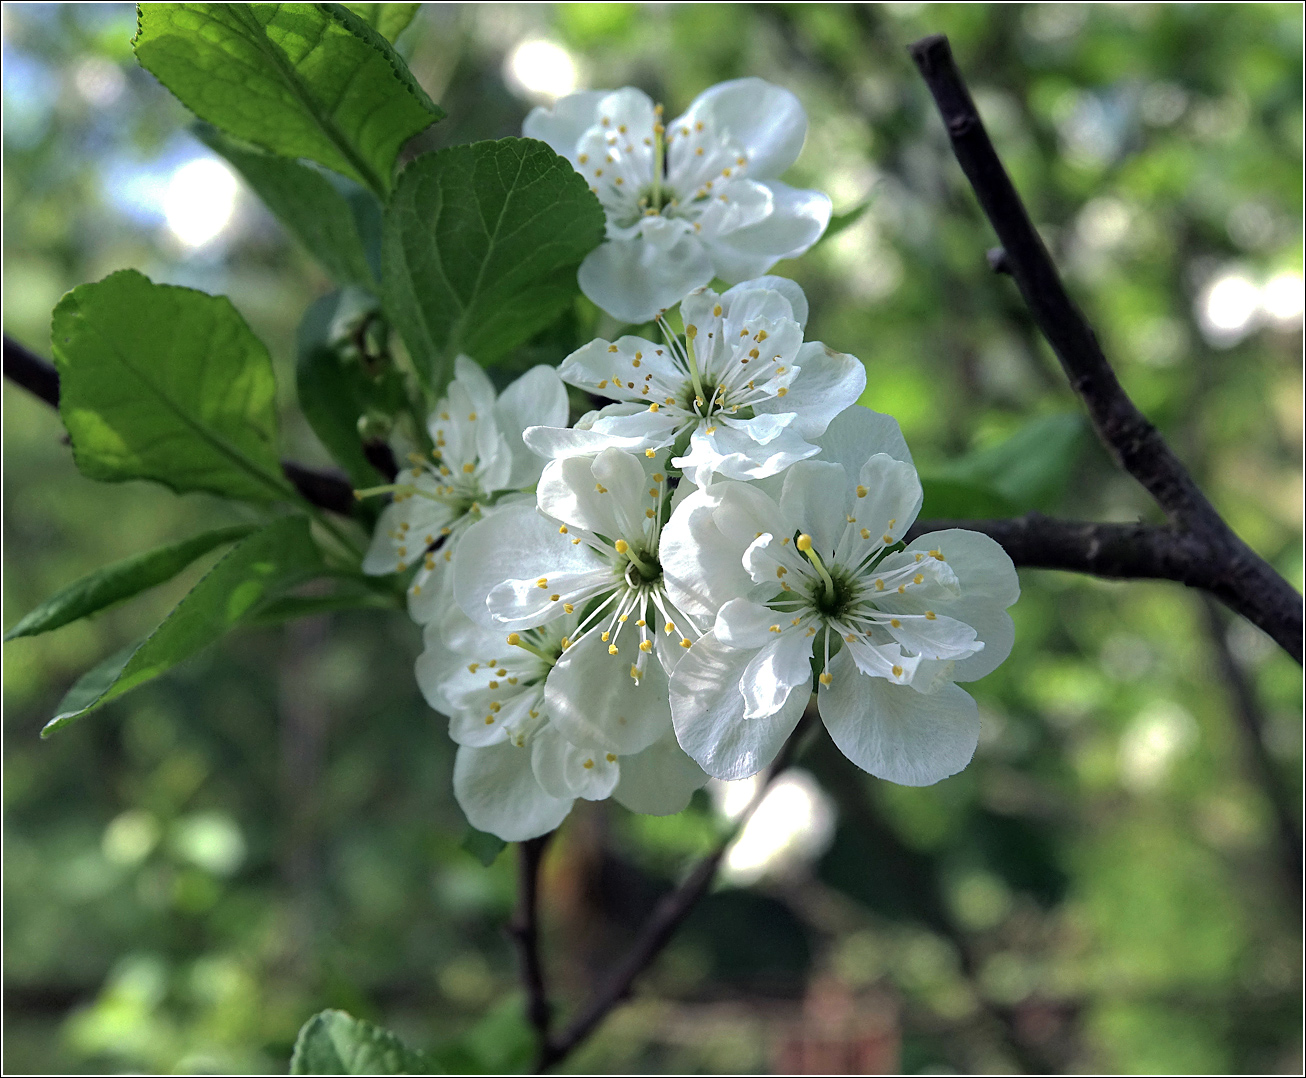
[134,3,443,195]
[343,2,421,43]
[51,269,289,503]
[5,524,256,640]
[43,517,323,736]
[291,1010,440,1075]
[383,137,605,385]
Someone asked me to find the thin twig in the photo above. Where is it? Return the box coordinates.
[907,35,1302,664]
[1200,597,1303,901]
[535,704,818,1072]
[509,834,555,1064]
[3,334,359,517]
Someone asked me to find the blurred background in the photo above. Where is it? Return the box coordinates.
[3,3,1302,1073]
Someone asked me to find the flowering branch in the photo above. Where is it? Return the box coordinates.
[907,34,1302,664]
[532,705,817,1073]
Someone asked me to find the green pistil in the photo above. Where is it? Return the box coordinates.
[796,534,837,603]
[505,633,556,666]
[683,326,708,410]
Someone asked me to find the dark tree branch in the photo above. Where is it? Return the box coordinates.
[509,834,555,1064]
[1200,597,1303,902]
[4,334,359,518]
[534,706,818,1072]
[907,34,1302,664]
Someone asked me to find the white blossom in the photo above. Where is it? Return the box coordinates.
[661,406,1020,785]
[417,604,706,841]
[525,277,866,487]
[452,445,706,756]
[525,79,832,323]
[362,357,567,623]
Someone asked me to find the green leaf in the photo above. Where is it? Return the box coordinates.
[460,826,507,867]
[343,2,420,42]
[5,524,256,640]
[244,584,399,626]
[43,517,322,737]
[195,123,378,287]
[933,413,1088,511]
[51,269,290,504]
[818,199,870,244]
[919,477,1020,520]
[383,138,605,384]
[296,290,406,488]
[134,3,443,196]
[290,1010,439,1075]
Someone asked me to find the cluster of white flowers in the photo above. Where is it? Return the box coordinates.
[363,81,1019,841]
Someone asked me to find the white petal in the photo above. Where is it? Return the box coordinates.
[692,178,773,239]
[578,236,714,325]
[362,491,456,576]
[676,78,809,176]
[818,648,980,786]
[494,365,569,490]
[414,619,465,716]
[487,567,614,627]
[881,611,981,662]
[453,503,599,630]
[705,181,832,282]
[732,274,809,328]
[674,418,817,486]
[669,631,809,780]
[661,481,778,622]
[531,725,620,801]
[854,454,923,547]
[778,460,849,556]
[452,355,498,414]
[545,630,673,754]
[522,90,608,160]
[453,742,573,841]
[448,687,538,748]
[741,628,814,719]
[812,405,914,483]
[559,335,678,399]
[715,598,788,649]
[524,419,652,459]
[613,735,709,815]
[755,341,866,439]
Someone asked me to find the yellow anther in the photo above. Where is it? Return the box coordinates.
[686,324,698,339]
[860,528,871,540]
[769,625,781,633]
[847,515,856,524]
[883,535,893,544]
[579,153,589,164]
[412,584,421,594]
[897,584,906,593]
[875,579,885,590]
[564,603,574,613]
[606,752,617,762]
[559,525,568,534]
[845,634,856,643]
[645,508,656,518]
[468,412,477,421]
[615,539,629,554]
[619,614,628,622]
[819,672,833,686]
[913,573,924,585]
[561,637,571,649]
[468,663,480,673]
[653,473,665,482]
[856,485,868,498]
[484,716,494,724]
[915,552,924,562]
[488,680,499,689]
[649,402,660,412]
[645,448,656,458]
[892,664,904,678]
[680,638,692,648]
[601,631,611,642]
[608,644,619,655]
[639,640,652,652]
[629,664,641,680]
[776,387,788,398]
[489,702,501,713]
[926,611,937,620]
[598,379,608,388]
[506,633,520,646]
[890,619,901,628]
[462,462,475,473]
[583,758,595,769]
[695,146,704,155]
[551,593,560,601]
[796,534,813,552]
[536,577,548,588]
[777,567,787,577]
[706,425,717,435]
[648,487,659,498]
[608,344,619,353]
[749,347,759,359]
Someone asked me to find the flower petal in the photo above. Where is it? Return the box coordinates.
[494,365,569,490]
[676,78,809,176]
[578,236,714,324]
[778,459,849,556]
[453,742,573,841]
[613,734,709,815]
[854,453,923,548]
[453,503,599,629]
[559,335,678,400]
[818,648,980,786]
[545,629,673,754]
[741,628,814,719]
[531,725,621,801]
[669,630,809,780]
[812,404,914,484]
[755,341,866,438]
[522,90,609,161]
[715,597,788,649]
[674,417,818,486]
[705,181,832,282]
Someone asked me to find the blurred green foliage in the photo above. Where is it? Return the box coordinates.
[3,3,1301,1074]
